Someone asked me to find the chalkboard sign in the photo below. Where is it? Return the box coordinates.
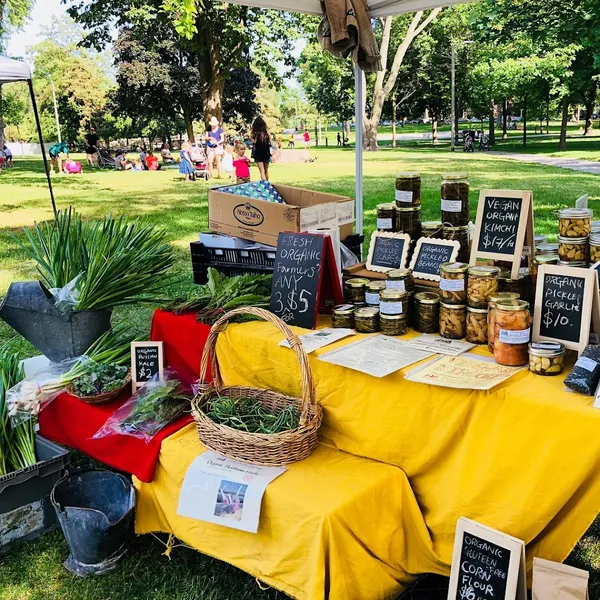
[409,238,460,282]
[591,261,600,289]
[131,342,164,392]
[270,232,342,329]
[448,518,526,600]
[470,190,533,279]
[366,231,410,273]
[533,265,599,354]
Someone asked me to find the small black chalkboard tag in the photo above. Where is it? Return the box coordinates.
[366,231,411,273]
[131,341,164,393]
[447,517,527,600]
[409,237,460,282]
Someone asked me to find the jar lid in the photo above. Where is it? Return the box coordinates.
[534,234,547,244]
[558,235,589,244]
[499,274,525,283]
[592,220,600,232]
[590,232,600,244]
[387,268,412,279]
[489,292,520,303]
[442,173,468,180]
[366,281,386,291]
[377,203,395,210]
[468,265,500,277]
[558,260,588,267]
[536,243,559,255]
[422,221,443,229]
[534,255,559,265]
[346,278,369,288]
[528,341,566,357]
[415,292,441,304]
[380,313,407,321]
[355,307,379,318]
[396,171,420,178]
[396,206,421,213]
[467,306,488,314]
[495,299,529,311]
[441,302,466,309]
[497,267,511,279]
[559,208,593,219]
[333,304,355,315]
[380,289,407,301]
[442,225,470,233]
[441,261,469,273]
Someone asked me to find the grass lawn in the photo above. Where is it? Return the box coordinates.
[1,147,600,599]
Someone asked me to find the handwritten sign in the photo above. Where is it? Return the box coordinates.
[409,238,460,282]
[131,341,164,393]
[533,265,599,354]
[366,231,410,273]
[470,190,533,279]
[448,518,527,600]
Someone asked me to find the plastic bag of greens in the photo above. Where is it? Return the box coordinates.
[92,371,188,443]
[564,344,600,395]
[50,273,83,313]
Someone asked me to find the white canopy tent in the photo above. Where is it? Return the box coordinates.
[230,0,474,236]
[0,56,57,216]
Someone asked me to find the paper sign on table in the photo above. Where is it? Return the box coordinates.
[404,334,475,356]
[405,354,525,390]
[318,335,434,378]
[177,451,286,533]
[279,328,355,354]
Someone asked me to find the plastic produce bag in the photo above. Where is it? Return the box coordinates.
[49,273,83,313]
[564,345,600,395]
[7,356,83,425]
[92,371,188,443]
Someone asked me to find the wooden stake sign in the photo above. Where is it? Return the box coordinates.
[131,341,164,393]
[365,231,410,273]
[409,237,460,282]
[448,517,527,600]
[533,265,600,354]
[470,190,534,279]
[270,232,343,329]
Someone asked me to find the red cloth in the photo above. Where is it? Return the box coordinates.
[38,310,213,482]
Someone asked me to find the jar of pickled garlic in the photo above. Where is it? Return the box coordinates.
[421,221,444,239]
[386,268,414,293]
[377,203,396,232]
[395,172,421,207]
[558,235,590,262]
[440,262,468,305]
[487,292,520,353]
[590,232,600,264]
[345,277,369,305]
[395,206,422,239]
[354,307,379,333]
[380,313,409,336]
[493,299,531,366]
[466,306,488,345]
[332,304,355,329]
[365,281,386,307]
[557,259,588,268]
[439,303,466,340]
[442,225,470,263]
[528,342,566,376]
[379,289,407,316]
[559,208,592,238]
[415,292,440,334]
[441,173,470,227]
[467,265,500,308]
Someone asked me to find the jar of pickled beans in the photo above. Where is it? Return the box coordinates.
[415,292,440,334]
[467,265,500,308]
[493,299,531,366]
[440,262,468,305]
[439,303,466,339]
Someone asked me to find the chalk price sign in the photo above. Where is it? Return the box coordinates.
[366,232,410,273]
[410,238,459,281]
[539,273,584,344]
[131,341,164,392]
[477,196,522,255]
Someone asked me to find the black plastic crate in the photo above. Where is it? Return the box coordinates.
[0,435,70,553]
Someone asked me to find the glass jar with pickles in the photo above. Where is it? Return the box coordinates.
[498,274,525,298]
[558,236,589,263]
[466,306,488,345]
[395,172,421,207]
[422,221,443,239]
[440,262,468,305]
[441,173,470,227]
[379,289,407,316]
[377,203,396,232]
[559,208,592,238]
[535,243,559,257]
[380,313,409,336]
[354,307,379,333]
[590,232,600,264]
[345,277,369,305]
[487,292,520,353]
[415,292,440,334]
[439,303,466,339]
[332,304,355,329]
[365,281,386,307]
[386,268,413,293]
[467,265,500,308]
[528,342,566,376]
[493,299,531,366]
[531,255,558,285]
[395,206,422,239]
[442,225,470,263]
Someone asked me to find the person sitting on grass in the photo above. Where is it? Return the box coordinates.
[115,150,133,171]
[232,141,251,184]
[161,143,176,164]
[145,151,160,171]
[49,141,69,174]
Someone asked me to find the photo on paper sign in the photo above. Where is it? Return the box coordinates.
[214,480,248,522]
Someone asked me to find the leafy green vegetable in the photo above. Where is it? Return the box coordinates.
[72,363,128,397]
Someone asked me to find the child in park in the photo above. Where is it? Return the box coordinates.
[179,142,195,182]
[222,145,234,180]
[232,142,251,184]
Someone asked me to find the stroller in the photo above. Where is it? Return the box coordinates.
[97,147,115,169]
[463,131,475,153]
[190,143,210,181]
[479,132,490,151]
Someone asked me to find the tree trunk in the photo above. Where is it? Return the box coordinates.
[432,117,438,144]
[559,96,569,151]
[584,82,597,136]
[185,114,195,144]
[546,99,550,134]
[502,99,508,140]
[488,103,495,146]
[454,107,460,145]
[203,74,224,126]
[364,120,378,151]
[522,96,527,147]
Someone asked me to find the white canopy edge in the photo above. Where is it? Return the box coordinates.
[0,56,32,85]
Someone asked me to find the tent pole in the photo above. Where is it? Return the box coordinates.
[354,64,364,239]
[28,79,57,219]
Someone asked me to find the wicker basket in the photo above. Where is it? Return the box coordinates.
[191,307,322,466]
[67,371,131,405]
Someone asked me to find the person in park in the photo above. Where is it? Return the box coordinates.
[303,128,311,149]
[251,116,272,181]
[337,131,342,147]
[161,142,176,165]
[288,132,295,148]
[115,150,133,171]
[206,116,224,178]
[146,151,160,171]
[3,145,13,167]
[49,141,69,174]
[85,127,99,167]
[179,141,195,182]
[232,141,251,184]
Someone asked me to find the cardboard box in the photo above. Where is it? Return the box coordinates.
[208,183,355,246]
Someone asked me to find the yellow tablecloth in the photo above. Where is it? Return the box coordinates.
[214,318,600,576]
[134,425,443,600]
